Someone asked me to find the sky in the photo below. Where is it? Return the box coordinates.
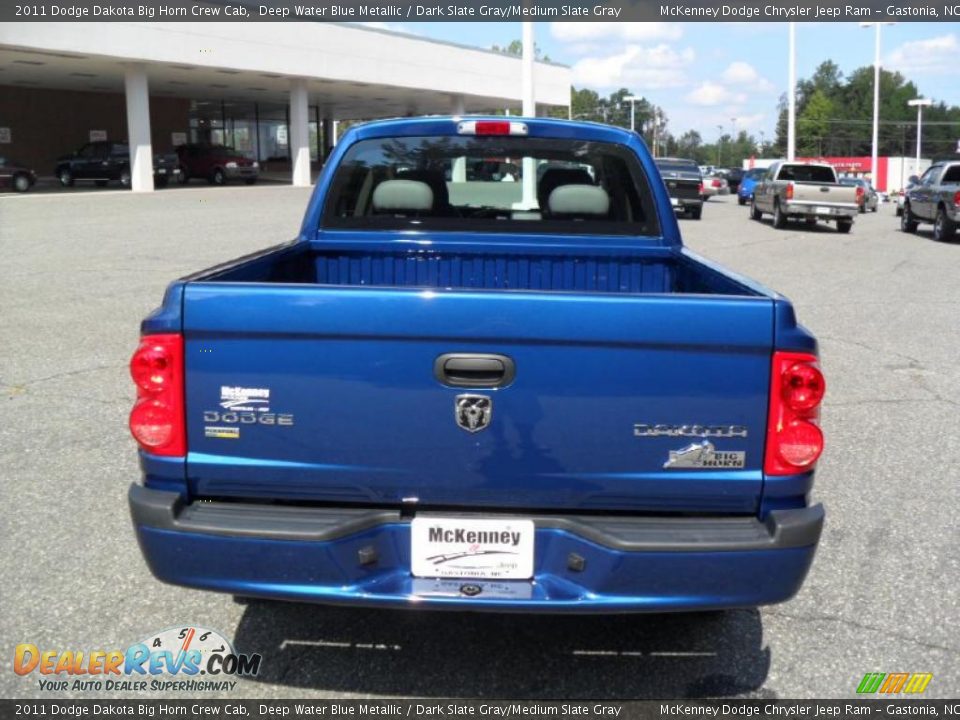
[359,21,960,140]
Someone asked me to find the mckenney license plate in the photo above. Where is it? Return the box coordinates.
[411,517,535,580]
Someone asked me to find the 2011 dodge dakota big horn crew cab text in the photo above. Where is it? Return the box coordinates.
[128,117,825,612]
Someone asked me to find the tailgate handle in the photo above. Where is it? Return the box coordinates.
[435,353,515,388]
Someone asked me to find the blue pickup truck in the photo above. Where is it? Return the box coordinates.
[128,117,825,612]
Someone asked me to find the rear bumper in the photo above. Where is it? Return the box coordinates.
[129,484,823,613]
[670,197,703,212]
[223,166,259,179]
[782,202,856,219]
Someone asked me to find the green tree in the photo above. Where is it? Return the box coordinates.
[774,93,789,157]
[797,89,833,156]
[491,40,550,62]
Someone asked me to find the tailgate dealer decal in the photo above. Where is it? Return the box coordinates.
[202,385,294,439]
[219,386,270,411]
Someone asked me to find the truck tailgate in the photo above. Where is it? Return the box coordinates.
[792,182,858,207]
[183,284,773,513]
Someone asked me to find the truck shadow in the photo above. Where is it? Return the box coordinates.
[753,217,855,234]
[232,602,772,698]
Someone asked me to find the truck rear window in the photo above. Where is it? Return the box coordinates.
[778,165,837,183]
[323,136,660,236]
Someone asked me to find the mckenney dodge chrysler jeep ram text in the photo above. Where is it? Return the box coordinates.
[128,117,825,612]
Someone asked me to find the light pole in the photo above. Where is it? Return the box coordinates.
[759,130,766,155]
[716,125,724,166]
[788,22,796,161]
[520,22,536,210]
[624,95,642,133]
[907,97,933,170]
[861,22,895,187]
[730,117,738,166]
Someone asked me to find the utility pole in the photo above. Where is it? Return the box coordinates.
[908,97,933,170]
[861,22,895,186]
[624,95,641,133]
[520,22,536,210]
[788,22,796,161]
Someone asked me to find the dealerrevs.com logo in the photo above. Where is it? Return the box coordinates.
[14,626,261,693]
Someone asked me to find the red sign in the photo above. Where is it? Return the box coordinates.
[796,156,889,191]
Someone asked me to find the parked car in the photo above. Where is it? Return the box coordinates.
[176,144,259,185]
[839,177,879,213]
[896,177,920,217]
[723,167,745,192]
[0,156,37,193]
[54,141,180,188]
[128,116,826,614]
[737,167,767,206]
[701,173,728,200]
[751,161,859,232]
[901,161,960,242]
[655,157,703,219]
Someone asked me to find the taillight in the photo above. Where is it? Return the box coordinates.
[953,190,960,208]
[129,334,185,456]
[457,120,528,136]
[698,182,704,195]
[712,179,721,188]
[856,186,865,203]
[764,351,825,475]
[785,182,794,200]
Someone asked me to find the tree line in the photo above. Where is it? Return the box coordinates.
[773,60,960,160]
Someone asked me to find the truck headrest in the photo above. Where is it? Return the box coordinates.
[537,167,594,211]
[372,179,434,213]
[548,184,610,217]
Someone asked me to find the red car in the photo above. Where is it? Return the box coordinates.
[176,144,259,186]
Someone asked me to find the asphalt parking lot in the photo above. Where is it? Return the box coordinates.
[1,186,958,700]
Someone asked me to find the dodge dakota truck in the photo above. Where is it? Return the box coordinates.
[901,161,960,242]
[751,161,858,232]
[128,117,825,612]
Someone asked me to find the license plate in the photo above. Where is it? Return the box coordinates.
[158,169,167,174]
[411,517,535,580]
[816,206,832,214]
[670,197,679,207]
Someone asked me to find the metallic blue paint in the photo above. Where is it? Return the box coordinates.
[131,117,823,611]
[134,524,817,612]
[738,174,761,202]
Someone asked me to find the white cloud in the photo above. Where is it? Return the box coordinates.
[885,34,960,76]
[720,61,774,92]
[569,44,695,91]
[550,22,683,43]
[732,113,767,130]
[685,81,747,107]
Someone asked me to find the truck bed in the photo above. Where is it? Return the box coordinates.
[188,234,768,297]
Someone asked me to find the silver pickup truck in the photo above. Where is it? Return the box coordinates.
[901,161,960,242]
[751,161,859,233]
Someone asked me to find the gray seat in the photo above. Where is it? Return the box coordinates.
[548,184,610,219]
[372,179,434,215]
